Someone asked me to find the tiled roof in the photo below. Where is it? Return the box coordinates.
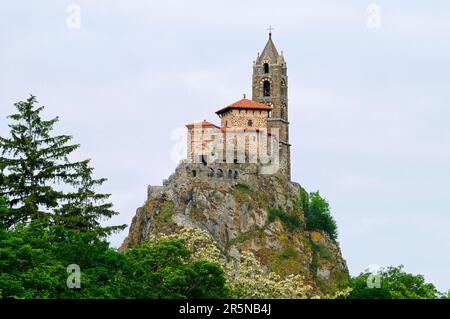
[185,120,220,129]
[215,98,273,115]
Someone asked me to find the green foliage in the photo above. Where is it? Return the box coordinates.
[0,91,229,298]
[309,255,318,278]
[300,187,309,215]
[158,200,175,224]
[0,195,8,217]
[311,241,333,261]
[0,221,125,298]
[309,240,342,294]
[278,247,297,260]
[348,265,441,299]
[0,222,229,299]
[235,182,251,191]
[0,96,125,236]
[301,189,338,240]
[122,238,228,299]
[233,182,253,203]
[268,208,301,231]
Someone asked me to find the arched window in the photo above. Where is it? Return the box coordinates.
[263,81,270,97]
[263,63,269,73]
[248,119,253,127]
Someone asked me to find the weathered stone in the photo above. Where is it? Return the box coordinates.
[317,267,331,279]
[121,161,349,295]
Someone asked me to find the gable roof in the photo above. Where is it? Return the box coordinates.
[215,98,273,115]
[185,120,220,129]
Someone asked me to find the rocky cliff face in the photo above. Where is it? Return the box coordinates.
[121,161,349,295]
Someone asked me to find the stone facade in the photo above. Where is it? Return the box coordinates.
[252,34,291,180]
[185,34,291,181]
[220,109,269,128]
[186,125,274,167]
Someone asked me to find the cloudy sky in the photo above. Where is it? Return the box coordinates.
[1,1,449,292]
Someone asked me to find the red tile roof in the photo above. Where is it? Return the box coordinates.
[185,120,220,129]
[215,98,273,115]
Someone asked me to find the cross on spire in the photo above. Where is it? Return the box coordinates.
[267,25,274,37]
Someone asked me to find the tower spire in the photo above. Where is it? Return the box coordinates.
[267,25,274,38]
[257,29,279,64]
[252,33,291,180]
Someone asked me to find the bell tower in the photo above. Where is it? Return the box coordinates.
[252,31,291,180]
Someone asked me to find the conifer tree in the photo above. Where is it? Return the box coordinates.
[0,195,8,220]
[0,95,125,235]
[55,161,126,236]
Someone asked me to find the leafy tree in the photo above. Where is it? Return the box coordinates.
[348,265,441,299]
[0,222,228,299]
[268,208,301,231]
[300,187,309,215]
[159,228,350,299]
[0,221,66,298]
[301,189,338,240]
[121,238,228,299]
[0,95,125,235]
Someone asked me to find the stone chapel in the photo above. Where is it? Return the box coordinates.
[186,32,291,180]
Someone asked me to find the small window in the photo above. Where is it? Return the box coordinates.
[248,119,253,127]
[263,63,269,73]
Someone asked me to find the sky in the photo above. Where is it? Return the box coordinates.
[1,1,449,292]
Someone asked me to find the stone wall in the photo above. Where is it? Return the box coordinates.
[186,127,220,163]
[162,161,260,187]
[187,129,274,168]
[252,40,291,181]
[220,109,269,128]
